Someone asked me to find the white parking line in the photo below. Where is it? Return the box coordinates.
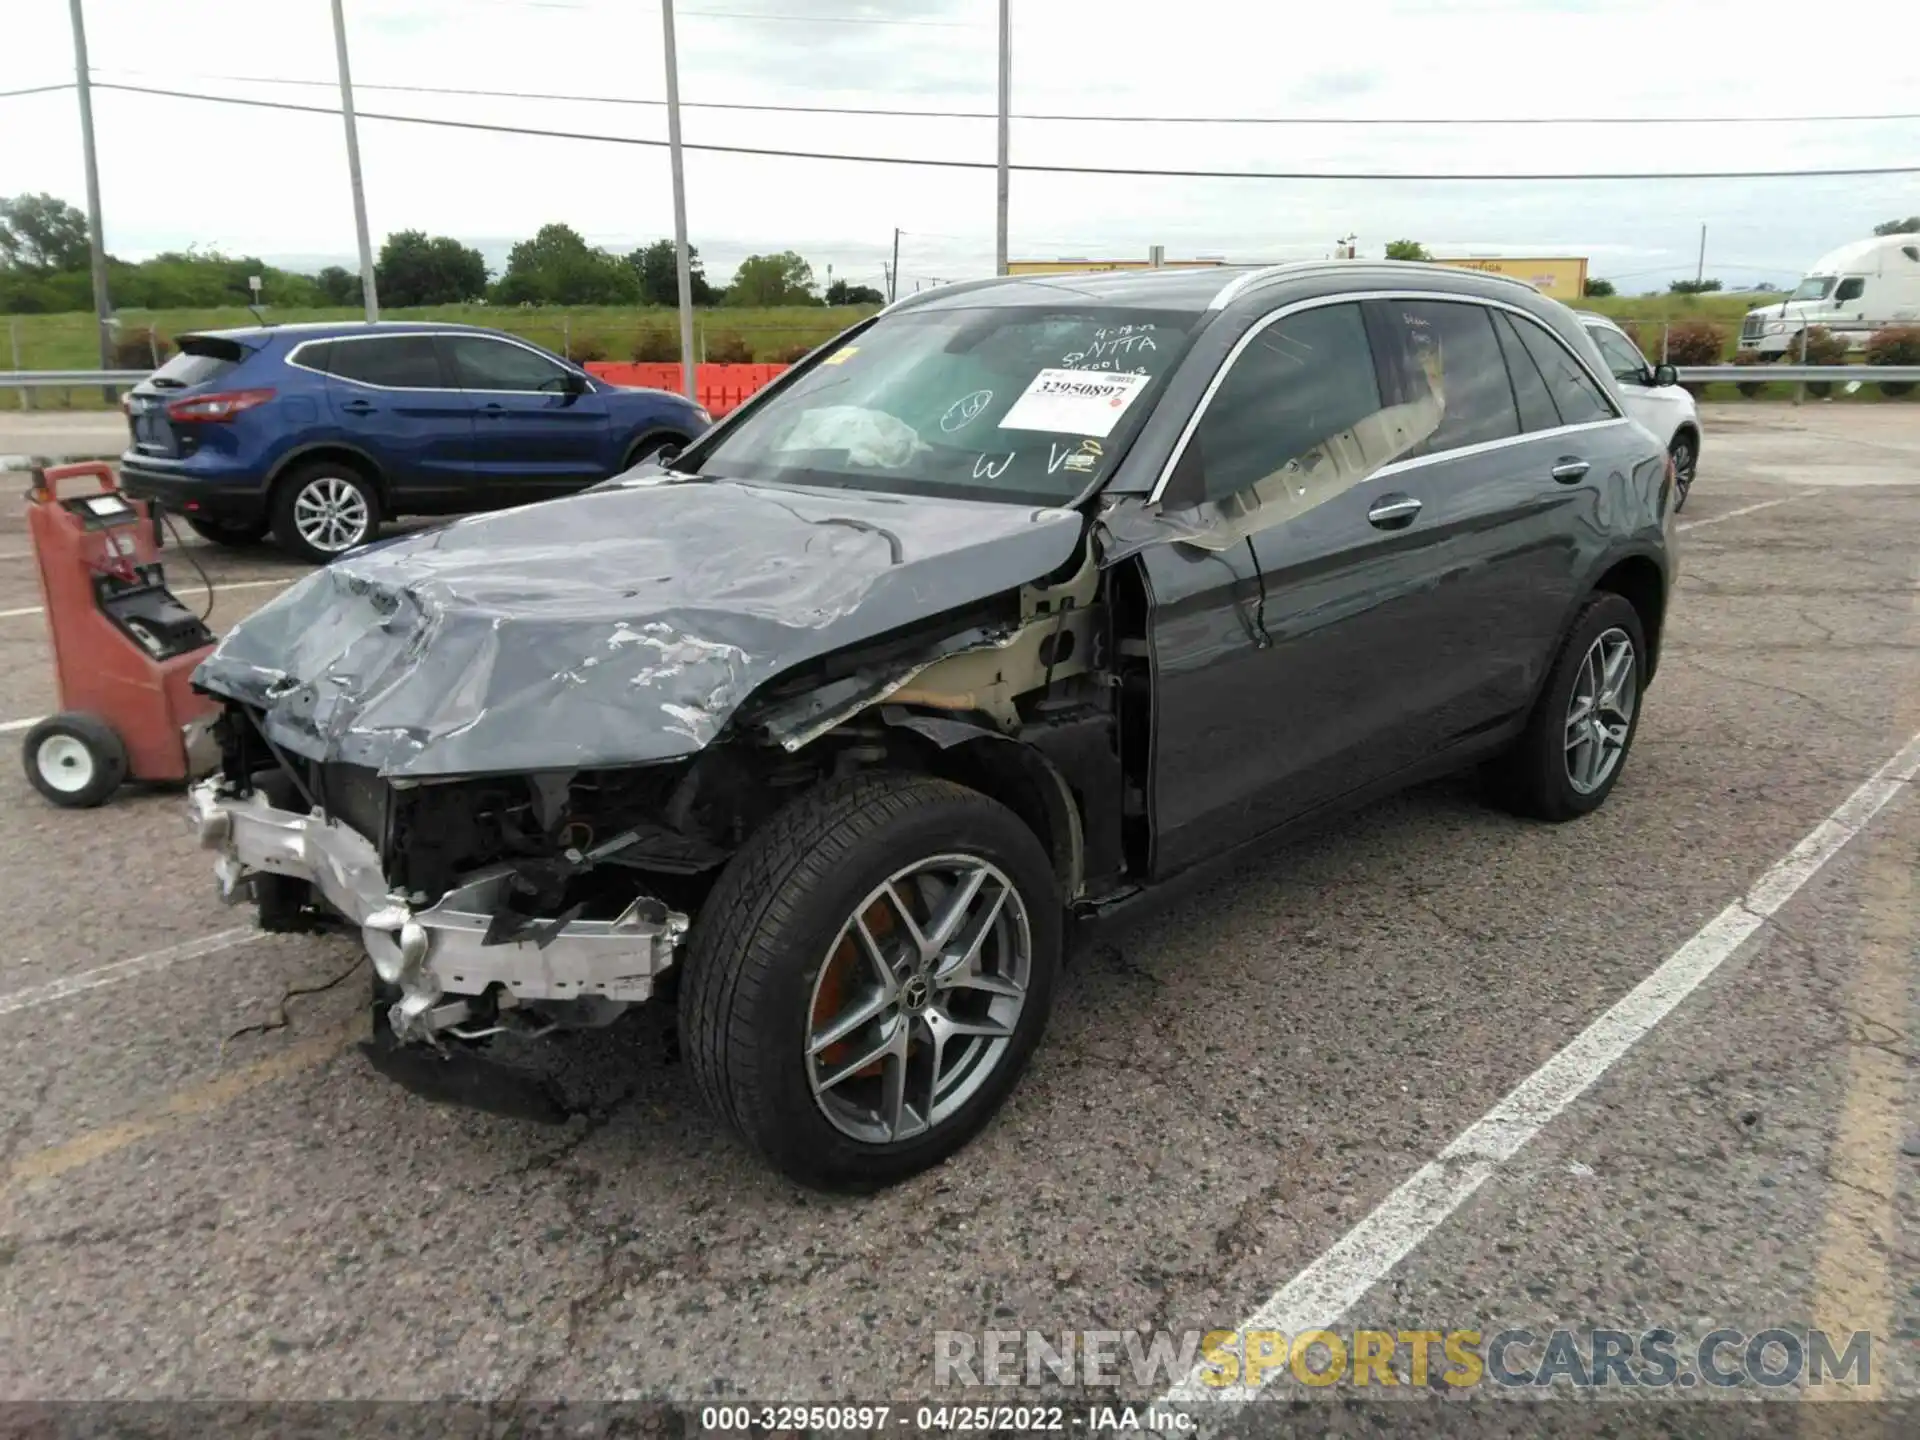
[1164,725,1920,1404]
[0,927,259,1019]
[0,575,293,620]
[1676,491,1817,533]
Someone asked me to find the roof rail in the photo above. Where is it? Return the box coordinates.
[1207,257,1552,311]
[1206,264,1304,311]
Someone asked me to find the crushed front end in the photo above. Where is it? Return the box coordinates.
[190,711,697,1044]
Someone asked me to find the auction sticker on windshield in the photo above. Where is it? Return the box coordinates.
[999,368,1152,438]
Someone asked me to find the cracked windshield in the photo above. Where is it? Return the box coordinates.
[696,306,1197,503]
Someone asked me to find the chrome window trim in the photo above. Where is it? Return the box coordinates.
[1147,289,1625,505]
[285,330,596,396]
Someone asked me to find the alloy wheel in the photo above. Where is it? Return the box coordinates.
[292,475,371,554]
[805,854,1031,1145]
[1564,626,1637,795]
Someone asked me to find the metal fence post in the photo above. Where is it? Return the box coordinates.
[563,315,571,361]
[10,319,28,412]
[1795,328,1807,407]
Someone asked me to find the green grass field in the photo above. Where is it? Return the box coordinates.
[6,291,1906,409]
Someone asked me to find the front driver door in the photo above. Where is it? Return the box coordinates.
[439,334,611,506]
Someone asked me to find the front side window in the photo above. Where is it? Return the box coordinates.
[444,335,574,392]
[1509,316,1614,426]
[321,336,445,389]
[1589,327,1650,385]
[1834,277,1866,303]
[1179,301,1441,526]
[1790,275,1836,302]
[1370,301,1519,457]
[695,306,1197,503]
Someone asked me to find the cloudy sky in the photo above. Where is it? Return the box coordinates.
[5,0,1918,294]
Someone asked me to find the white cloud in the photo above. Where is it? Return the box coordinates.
[3,0,1916,292]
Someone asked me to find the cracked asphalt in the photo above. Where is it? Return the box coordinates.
[0,403,1913,1424]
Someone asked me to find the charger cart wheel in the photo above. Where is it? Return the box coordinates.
[22,712,129,808]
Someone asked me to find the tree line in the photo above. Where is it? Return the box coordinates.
[0,193,886,315]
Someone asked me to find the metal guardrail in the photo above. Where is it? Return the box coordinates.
[1674,364,1920,383]
[0,369,150,389]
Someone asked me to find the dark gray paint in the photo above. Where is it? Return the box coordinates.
[194,477,1083,778]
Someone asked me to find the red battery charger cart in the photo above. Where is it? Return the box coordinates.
[21,460,220,808]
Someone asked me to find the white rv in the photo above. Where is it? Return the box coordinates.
[1739,234,1920,356]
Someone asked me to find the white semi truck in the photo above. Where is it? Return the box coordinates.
[1738,234,1920,357]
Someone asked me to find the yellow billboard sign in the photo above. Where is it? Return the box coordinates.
[1007,259,1228,275]
[1433,256,1588,298]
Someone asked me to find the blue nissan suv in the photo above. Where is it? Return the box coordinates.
[118,321,710,562]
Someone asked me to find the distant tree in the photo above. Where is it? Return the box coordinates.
[726,250,819,306]
[315,265,362,306]
[491,223,638,305]
[1384,239,1431,261]
[1582,278,1616,298]
[375,230,487,307]
[626,238,716,307]
[1669,277,1723,294]
[0,192,90,271]
[825,278,885,305]
[1872,216,1920,236]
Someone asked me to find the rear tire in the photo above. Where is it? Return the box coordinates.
[183,514,269,547]
[22,713,128,808]
[679,773,1060,1191]
[1489,593,1647,822]
[271,461,381,564]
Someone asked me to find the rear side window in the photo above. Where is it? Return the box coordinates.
[1510,316,1614,425]
[1493,314,1563,432]
[1369,301,1518,458]
[318,336,446,389]
[1189,302,1388,509]
[146,344,241,390]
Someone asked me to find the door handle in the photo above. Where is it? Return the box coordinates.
[479,402,506,416]
[339,399,375,416]
[1367,493,1423,529]
[1551,457,1591,483]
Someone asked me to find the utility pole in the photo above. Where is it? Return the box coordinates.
[661,0,697,401]
[1695,223,1707,285]
[66,0,114,391]
[995,0,1010,276]
[889,227,901,303]
[330,0,380,321]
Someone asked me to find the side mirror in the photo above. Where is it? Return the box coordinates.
[563,369,591,395]
[1651,363,1678,387]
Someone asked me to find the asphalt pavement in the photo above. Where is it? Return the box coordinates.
[0,404,1913,1430]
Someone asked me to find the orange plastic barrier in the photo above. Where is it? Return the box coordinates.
[587,362,789,416]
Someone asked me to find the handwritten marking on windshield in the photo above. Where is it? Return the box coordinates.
[940,390,994,433]
[973,452,1015,480]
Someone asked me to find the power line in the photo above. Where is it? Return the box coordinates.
[0,82,75,99]
[85,69,1920,127]
[92,83,1920,182]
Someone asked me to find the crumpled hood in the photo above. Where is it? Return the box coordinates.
[196,477,1085,778]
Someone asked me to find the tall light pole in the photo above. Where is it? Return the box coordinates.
[995,0,1010,276]
[330,0,380,321]
[662,0,697,401]
[66,0,114,387]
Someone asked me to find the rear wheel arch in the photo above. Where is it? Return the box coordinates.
[1591,554,1667,681]
[621,427,691,471]
[266,443,389,511]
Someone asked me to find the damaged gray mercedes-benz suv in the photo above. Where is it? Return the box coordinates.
[190,261,1676,1189]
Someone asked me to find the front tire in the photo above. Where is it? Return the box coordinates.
[22,713,128,808]
[679,773,1061,1191]
[1489,593,1647,822]
[1668,432,1697,513]
[271,462,381,564]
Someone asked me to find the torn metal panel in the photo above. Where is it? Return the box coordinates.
[194,479,1085,778]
